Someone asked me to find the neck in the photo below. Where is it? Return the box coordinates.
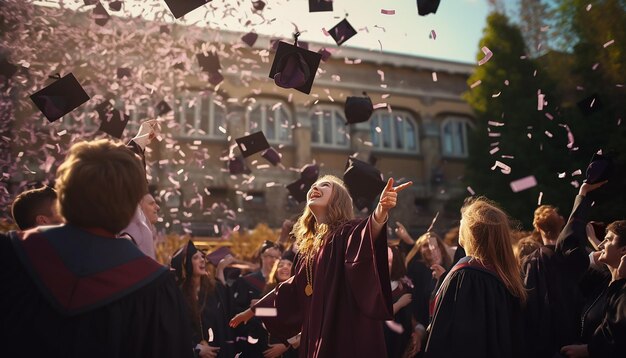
[609,265,621,283]
[541,234,556,246]
[192,275,201,288]
[310,207,327,225]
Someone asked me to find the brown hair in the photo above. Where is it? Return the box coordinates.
[293,175,354,258]
[460,197,527,303]
[533,205,563,241]
[405,232,452,270]
[11,186,57,230]
[389,246,407,281]
[55,139,147,234]
[607,220,626,247]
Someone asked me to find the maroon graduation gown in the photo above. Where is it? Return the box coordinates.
[255,215,393,358]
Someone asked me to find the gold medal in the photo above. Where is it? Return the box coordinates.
[305,284,313,296]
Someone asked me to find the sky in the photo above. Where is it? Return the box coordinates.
[41,0,520,64]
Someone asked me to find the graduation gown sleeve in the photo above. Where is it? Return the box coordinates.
[555,194,592,278]
[588,278,626,358]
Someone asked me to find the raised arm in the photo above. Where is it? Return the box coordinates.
[372,178,413,241]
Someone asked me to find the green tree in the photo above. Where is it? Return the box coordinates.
[463,12,576,228]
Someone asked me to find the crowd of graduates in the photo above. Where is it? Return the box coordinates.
[1,135,624,358]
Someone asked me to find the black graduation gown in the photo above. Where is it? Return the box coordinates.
[406,258,437,328]
[424,256,525,358]
[0,226,194,358]
[384,281,414,358]
[198,282,235,358]
[521,194,593,358]
[231,270,268,357]
[588,278,626,358]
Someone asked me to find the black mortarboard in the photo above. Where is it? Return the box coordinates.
[343,157,386,211]
[109,1,123,11]
[30,73,90,122]
[116,67,131,79]
[241,32,259,47]
[300,163,320,184]
[197,51,221,73]
[344,95,374,124]
[318,48,331,62]
[269,38,322,95]
[208,71,224,86]
[262,147,281,166]
[84,0,98,5]
[163,0,212,19]
[286,179,309,203]
[328,18,357,46]
[93,2,110,26]
[577,93,603,116]
[252,0,266,11]
[236,131,270,158]
[417,0,441,16]
[156,100,172,116]
[0,59,18,81]
[585,152,614,184]
[170,240,199,283]
[206,246,233,266]
[309,0,333,12]
[96,100,130,139]
[228,155,251,175]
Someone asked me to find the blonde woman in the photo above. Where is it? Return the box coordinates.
[230,175,412,357]
[424,197,527,358]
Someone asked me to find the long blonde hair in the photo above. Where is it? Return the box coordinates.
[292,175,354,258]
[460,197,527,303]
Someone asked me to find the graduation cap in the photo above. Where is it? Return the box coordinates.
[585,151,614,184]
[0,58,18,81]
[83,0,98,5]
[328,18,357,46]
[197,51,220,73]
[344,95,374,124]
[343,157,386,211]
[205,246,233,266]
[29,73,90,123]
[269,34,322,95]
[109,1,123,11]
[309,0,333,12]
[241,32,259,47]
[417,0,441,16]
[318,48,331,62]
[156,100,172,116]
[252,0,265,11]
[93,2,110,26]
[170,240,199,282]
[300,163,320,183]
[286,163,320,203]
[577,93,603,116]
[163,0,212,19]
[235,131,270,158]
[262,147,281,166]
[116,67,131,79]
[96,100,129,139]
[228,155,251,175]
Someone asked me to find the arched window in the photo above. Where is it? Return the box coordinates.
[441,116,471,158]
[246,99,292,143]
[370,110,419,153]
[309,105,349,148]
[175,93,226,139]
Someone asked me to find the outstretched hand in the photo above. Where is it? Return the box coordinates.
[579,180,608,197]
[229,308,254,328]
[132,119,159,150]
[374,178,413,224]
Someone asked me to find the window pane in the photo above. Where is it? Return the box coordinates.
[249,105,262,133]
[265,106,276,140]
[335,111,348,145]
[456,121,465,155]
[323,111,332,144]
[213,106,225,136]
[443,123,453,154]
[395,116,404,149]
[381,114,392,148]
[311,112,320,143]
[278,107,290,141]
[371,116,380,147]
[405,119,416,150]
[199,96,211,135]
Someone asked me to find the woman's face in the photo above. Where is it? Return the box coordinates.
[598,231,626,268]
[420,237,442,266]
[276,259,293,282]
[191,251,206,277]
[307,180,333,210]
[261,247,281,272]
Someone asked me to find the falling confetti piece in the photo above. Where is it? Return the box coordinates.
[571,169,582,176]
[385,320,404,334]
[491,160,511,174]
[537,93,545,110]
[586,4,592,11]
[247,336,259,344]
[603,40,614,48]
[558,172,566,178]
[432,72,438,82]
[477,46,493,66]
[57,129,67,136]
[470,80,482,89]
[545,131,553,138]
[467,186,475,195]
[538,192,544,205]
[430,30,437,40]
[488,121,505,126]
[492,92,501,98]
[380,9,395,15]
[489,147,500,155]
[510,175,537,192]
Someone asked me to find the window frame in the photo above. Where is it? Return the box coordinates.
[369,110,420,154]
[245,99,293,144]
[309,105,350,149]
[440,116,472,158]
[174,92,227,140]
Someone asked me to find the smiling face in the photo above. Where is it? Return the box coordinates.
[307,179,334,210]
[191,251,206,277]
[140,194,160,225]
[261,247,281,272]
[275,259,293,282]
[598,230,626,268]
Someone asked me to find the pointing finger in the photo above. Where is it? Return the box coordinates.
[393,181,413,193]
[384,178,394,192]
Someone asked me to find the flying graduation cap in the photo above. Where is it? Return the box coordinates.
[96,99,130,139]
[235,131,270,158]
[417,0,441,16]
[343,157,386,211]
[269,33,322,94]
[93,2,111,26]
[286,163,320,203]
[328,18,357,46]
[309,0,333,12]
[344,94,374,124]
[29,73,90,122]
[585,151,614,184]
[163,0,212,19]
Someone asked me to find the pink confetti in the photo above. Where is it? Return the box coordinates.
[322,28,330,37]
[488,121,505,126]
[538,192,544,205]
[537,93,545,110]
[380,9,395,15]
[603,39,614,48]
[558,172,566,178]
[373,103,388,109]
[377,69,385,82]
[586,4,592,11]
[432,72,438,82]
[491,160,511,174]
[478,46,493,66]
[430,30,437,40]
[545,131,553,138]
[470,80,482,89]
[571,169,582,176]
[467,186,476,195]
[510,175,537,192]
[489,147,500,155]
[545,113,554,120]
[385,320,404,334]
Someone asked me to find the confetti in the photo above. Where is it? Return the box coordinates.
[477,46,493,66]
[538,192,544,206]
[491,161,511,174]
[537,93,545,110]
[467,186,476,195]
[571,169,582,176]
[247,336,259,344]
[432,72,438,82]
[57,129,67,136]
[380,9,395,15]
[470,80,482,89]
[492,92,501,98]
[430,30,437,40]
[510,175,537,192]
[489,147,500,155]
[603,39,615,48]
